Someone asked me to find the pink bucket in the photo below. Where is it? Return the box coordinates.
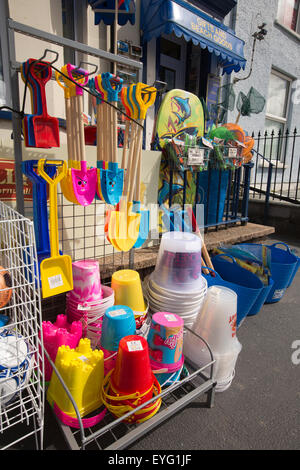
[69,260,103,303]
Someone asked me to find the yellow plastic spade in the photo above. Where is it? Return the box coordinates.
[37,159,73,298]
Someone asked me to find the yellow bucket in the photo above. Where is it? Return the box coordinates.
[111,269,146,313]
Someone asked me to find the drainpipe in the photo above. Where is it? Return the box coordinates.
[223,4,237,124]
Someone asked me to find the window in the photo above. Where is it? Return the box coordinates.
[265,69,292,159]
[277,0,300,34]
[62,0,76,64]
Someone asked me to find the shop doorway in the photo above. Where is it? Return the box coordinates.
[159,34,187,92]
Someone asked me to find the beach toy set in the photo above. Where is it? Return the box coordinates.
[184,285,242,392]
[66,260,114,348]
[41,314,82,382]
[144,232,207,329]
[147,312,184,387]
[111,269,149,334]
[102,335,162,423]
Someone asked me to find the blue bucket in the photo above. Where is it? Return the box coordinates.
[204,254,263,327]
[196,170,229,225]
[287,254,300,288]
[263,242,299,303]
[248,277,274,316]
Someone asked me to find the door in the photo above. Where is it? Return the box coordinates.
[159,34,187,92]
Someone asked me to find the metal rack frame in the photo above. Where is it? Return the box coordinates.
[0,201,44,450]
[45,327,216,451]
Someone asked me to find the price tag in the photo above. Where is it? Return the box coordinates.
[228,147,237,158]
[164,314,177,322]
[109,309,128,317]
[127,340,143,352]
[48,274,63,290]
[187,148,204,165]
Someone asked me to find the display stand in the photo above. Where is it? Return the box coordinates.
[45,327,216,450]
[0,201,44,450]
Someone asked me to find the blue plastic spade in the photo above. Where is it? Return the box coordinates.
[22,159,58,266]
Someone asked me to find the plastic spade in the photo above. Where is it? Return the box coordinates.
[37,159,73,298]
[28,60,60,148]
[63,64,97,206]
[98,73,124,205]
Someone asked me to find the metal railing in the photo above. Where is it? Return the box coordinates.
[250,128,300,205]
[164,163,253,233]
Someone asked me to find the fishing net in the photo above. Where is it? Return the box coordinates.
[236,87,265,117]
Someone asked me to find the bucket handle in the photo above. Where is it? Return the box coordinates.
[201,266,221,280]
[213,253,237,264]
[268,242,292,254]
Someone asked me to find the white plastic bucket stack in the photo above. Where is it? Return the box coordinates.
[144,232,207,330]
[183,285,242,392]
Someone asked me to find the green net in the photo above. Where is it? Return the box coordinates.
[237,87,266,117]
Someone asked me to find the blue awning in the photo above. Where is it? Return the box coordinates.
[88,0,136,26]
[141,0,246,74]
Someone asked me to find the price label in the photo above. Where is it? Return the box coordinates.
[48,274,63,290]
[164,314,177,322]
[109,309,128,317]
[127,340,143,352]
[187,148,204,165]
[228,147,237,158]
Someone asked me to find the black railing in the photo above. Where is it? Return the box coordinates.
[165,163,253,232]
[250,128,300,205]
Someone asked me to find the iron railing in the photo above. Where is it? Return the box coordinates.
[250,128,300,205]
[165,163,253,233]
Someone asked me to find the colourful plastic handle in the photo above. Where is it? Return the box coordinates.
[120,87,132,120]
[37,159,67,186]
[135,82,157,120]
[55,70,72,99]
[95,75,108,102]
[88,77,103,105]
[64,63,89,96]
[101,72,123,102]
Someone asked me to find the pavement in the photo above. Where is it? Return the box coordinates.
[3,234,300,451]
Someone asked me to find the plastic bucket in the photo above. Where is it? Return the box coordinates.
[100,305,136,352]
[111,270,146,313]
[258,243,297,303]
[203,256,263,327]
[70,260,103,303]
[111,335,154,404]
[248,277,274,316]
[287,255,300,288]
[196,169,229,225]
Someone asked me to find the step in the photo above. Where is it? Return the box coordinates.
[99,222,275,281]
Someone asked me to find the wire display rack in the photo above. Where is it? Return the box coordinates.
[45,327,216,451]
[0,201,44,450]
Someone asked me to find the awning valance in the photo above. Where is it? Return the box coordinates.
[141,0,246,74]
[88,0,136,26]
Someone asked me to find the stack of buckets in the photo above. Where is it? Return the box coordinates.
[101,335,162,423]
[111,270,149,335]
[145,232,207,330]
[147,312,184,388]
[66,260,114,348]
[184,285,242,392]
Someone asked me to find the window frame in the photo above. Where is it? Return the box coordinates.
[276,0,300,35]
[265,68,293,161]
